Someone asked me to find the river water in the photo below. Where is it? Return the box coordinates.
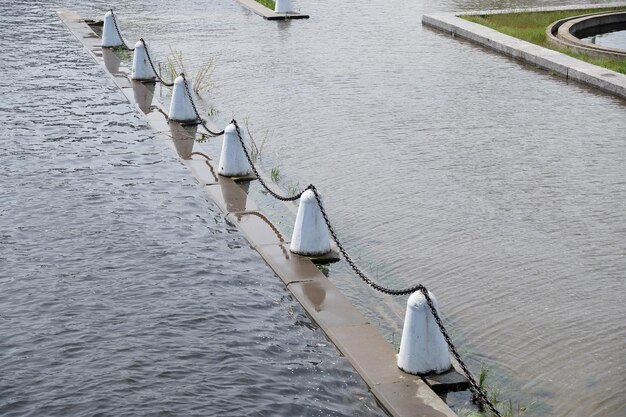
[0,2,389,416]
[3,0,625,416]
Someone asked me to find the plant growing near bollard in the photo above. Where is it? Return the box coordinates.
[111,45,132,61]
[161,47,215,94]
[270,166,281,183]
[458,366,533,417]
[255,0,276,11]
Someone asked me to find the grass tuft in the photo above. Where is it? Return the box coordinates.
[256,0,276,10]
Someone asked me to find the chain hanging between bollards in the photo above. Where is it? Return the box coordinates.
[109,9,134,50]
[98,11,506,414]
[139,38,174,86]
[179,73,224,137]
[230,117,501,416]
[232,119,311,201]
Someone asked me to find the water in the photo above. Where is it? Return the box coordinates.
[585,29,626,50]
[0,2,387,416]
[3,0,626,416]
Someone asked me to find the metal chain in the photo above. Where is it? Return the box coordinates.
[421,291,502,416]
[109,9,134,50]
[229,117,501,415]
[105,9,502,417]
[139,38,174,86]
[231,119,309,201]
[310,186,502,416]
[180,73,224,137]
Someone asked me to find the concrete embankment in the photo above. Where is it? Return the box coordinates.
[422,5,626,100]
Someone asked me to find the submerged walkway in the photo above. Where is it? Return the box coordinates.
[0,2,385,416]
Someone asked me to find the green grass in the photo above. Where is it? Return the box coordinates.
[256,0,276,11]
[461,7,626,75]
[270,166,281,183]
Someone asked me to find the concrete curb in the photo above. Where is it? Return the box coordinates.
[58,9,460,417]
[422,8,626,100]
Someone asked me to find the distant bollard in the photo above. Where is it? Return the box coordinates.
[397,290,451,375]
[275,0,292,13]
[290,190,332,256]
[102,11,123,48]
[131,40,155,81]
[168,76,197,122]
[218,123,251,177]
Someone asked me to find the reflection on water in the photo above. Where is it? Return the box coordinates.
[169,121,197,159]
[102,46,122,74]
[584,29,626,49]
[132,79,156,114]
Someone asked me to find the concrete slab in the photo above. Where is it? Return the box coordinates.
[226,211,289,247]
[182,158,220,186]
[234,0,309,20]
[144,108,171,134]
[328,323,407,386]
[205,180,259,213]
[422,10,626,100]
[288,279,370,328]
[422,368,470,394]
[373,380,457,417]
[255,243,327,285]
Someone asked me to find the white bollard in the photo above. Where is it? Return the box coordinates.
[131,40,155,81]
[102,11,123,48]
[218,123,251,177]
[168,76,197,122]
[275,0,292,13]
[290,190,332,256]
[397,291,451,375]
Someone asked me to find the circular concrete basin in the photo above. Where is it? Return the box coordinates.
[547,11,626,60]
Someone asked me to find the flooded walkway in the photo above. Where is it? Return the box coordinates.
[2,0,625,416]
[60,0,626,416]
[0,2,387,416]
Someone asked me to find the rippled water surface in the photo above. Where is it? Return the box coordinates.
[3,0,626,416]
[0,2,389,416]
[584,29,626,49]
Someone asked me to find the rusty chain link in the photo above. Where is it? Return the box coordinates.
[109,9,134,51]
[139,38,175,86]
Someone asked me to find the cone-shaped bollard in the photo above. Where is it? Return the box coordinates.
[102,11,123,48]
[398,291,451,375]
[131,40,156,81]
[169,76,197,123]
[275,0,292,13]
[218,123,251,177]
[290,190,332,256]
